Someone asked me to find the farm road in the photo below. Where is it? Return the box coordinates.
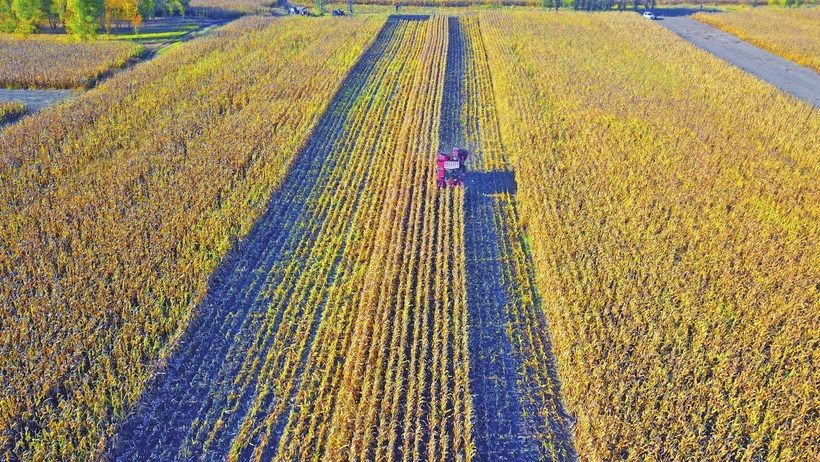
[0,88,76,112]
[443,17,577,461]
[659,15,820,108]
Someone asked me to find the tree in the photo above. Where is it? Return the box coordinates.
[104,0,140,34]
[12,0,43,33]
[162,0,186,18]
[0,0,16,32]
[48,0,68,29]
[136,0,150,20]
[315,0,324,15]
[0,0,43,34]
[66,0,103,39]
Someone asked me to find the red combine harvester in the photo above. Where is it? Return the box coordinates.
[436,147,469,188]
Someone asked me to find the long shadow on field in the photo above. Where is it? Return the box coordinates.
[471,171,516,196]
[443,16,577,461]
[440,17,538,461]
[111,18,408,461]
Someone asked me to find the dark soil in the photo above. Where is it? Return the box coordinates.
[0,89,76,113]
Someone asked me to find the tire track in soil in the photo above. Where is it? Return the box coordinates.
[441,16,577,461]
[111,18,407,461]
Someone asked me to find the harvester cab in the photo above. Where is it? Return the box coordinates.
[436,147,469,188]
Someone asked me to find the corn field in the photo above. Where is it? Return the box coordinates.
[0,101,25,124]
[2,8,818,462]
[482,10,820,460]
[0,35,144,89]
[0,15,384,460]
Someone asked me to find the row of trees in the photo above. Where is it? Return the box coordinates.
[0,0,188,37]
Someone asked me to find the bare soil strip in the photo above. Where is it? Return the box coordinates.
[445,16,577,461]
[0,89,76,113]
[660,15,820,108]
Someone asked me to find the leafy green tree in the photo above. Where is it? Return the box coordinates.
[66,0,103,39]
[161,0,186,18]
[0,0,15,32]
[12,0,43,33]
[0,0,44,33]
[44,0,66,29]
[136,0,150,19]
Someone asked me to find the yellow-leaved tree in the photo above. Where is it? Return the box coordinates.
[104,0,140,35]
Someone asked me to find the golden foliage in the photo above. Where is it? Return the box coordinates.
[0,35,144,89]
[0,101,26,124]
[0,15,384,460]
[482,10,820,460]
[694,7,820,73]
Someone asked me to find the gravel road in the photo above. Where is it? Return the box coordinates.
[659,15,820,108]
[0,89,77,112]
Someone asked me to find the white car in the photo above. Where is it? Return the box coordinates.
[643,11,656,20]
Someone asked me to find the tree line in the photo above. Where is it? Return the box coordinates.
[0,0,190,38]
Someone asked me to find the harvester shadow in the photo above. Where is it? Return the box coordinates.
[467,170,517,196]
[110,17,409,461]
[464,167,577,462]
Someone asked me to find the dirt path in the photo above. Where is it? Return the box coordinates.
[659,15,820,108]
[443,16,576,462]
[0,89,76,112]
[0,18,232,122]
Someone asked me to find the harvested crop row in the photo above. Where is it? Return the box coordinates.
[694,7,820,73]
[0,35,144,89]
[114,15,473,461]
[0,15,384,461]
[454,16,574,460]
[482,11,820,461]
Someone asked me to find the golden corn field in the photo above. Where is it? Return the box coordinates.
[2,7,819,462]
[0,15,385,460]
[482,10,820,460]
[0,35,144,89]
[116,15,478,461]
[694,7,820,73]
